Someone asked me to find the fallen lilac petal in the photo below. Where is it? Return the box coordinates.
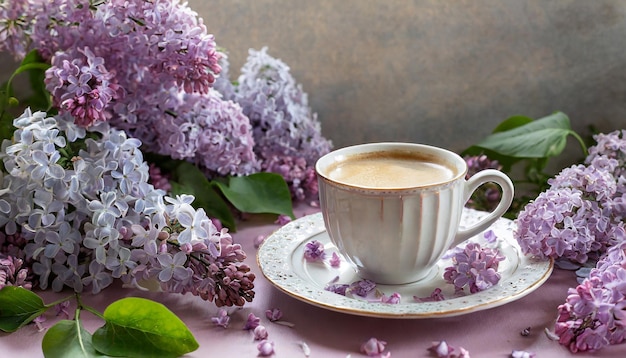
[511,350,536,358]
[243,313,261,330]
[303,240,326,262]
[274,214,292,225]
[414,288,445,302]
[380,292,401,304]
[360,337,387,356]
[428,340,452,357]
[348,279,377,297]
[298,341,311,357]
[257,340,275,356]
[55,301,71,319]
[483,230,497,244]
[211,308,230,328]
[33,315,46,332]
[254,235,267,248]
[329,252,341,267]
[254,325,269,340]
[265,308,283,321]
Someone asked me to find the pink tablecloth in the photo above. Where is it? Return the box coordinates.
[1,204,624,357]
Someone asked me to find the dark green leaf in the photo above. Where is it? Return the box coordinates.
[0,286,47,332]
[92,297,198,358]
[42,320,101,358]
[471,112,575,158]
[170,161,236,230]
[214,172,295,218]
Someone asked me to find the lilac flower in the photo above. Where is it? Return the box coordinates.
[428,341,470,358]
[211,308,230,328]
[265,308,283,322]
[219,47,332,199]
[585,129,626,179]
[257,340,275,356]
[360,337,388,357]
[324,276,350,296]
[55,301,71,319]
[0,254,32,290]
[464,155,502,212]
[554,241,626,352]
[443,242,505,294]
[274,214,292,226]
[329,252,341,267]
[379,292,401,304]
[515,162,625,264]
[414,288,446,302]
[303,240,325,262]
[254,325,269,341]
[348,279,377,297]
[0,109,256,306]
[243,313,261,330]
[33,315,46,332]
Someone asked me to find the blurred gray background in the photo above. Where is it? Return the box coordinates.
[2,0,626,168]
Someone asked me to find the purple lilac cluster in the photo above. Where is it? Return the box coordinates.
[1,0,260,177]
[464,155,503,212]
[0,109,254,306]
[554,240,626,352]
[515,132,626,264]
[216,47,333,199]
[443,242,505,294]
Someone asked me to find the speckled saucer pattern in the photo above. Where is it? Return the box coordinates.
[257,209,553,319]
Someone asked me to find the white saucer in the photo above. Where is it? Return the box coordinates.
[257,209,553,319]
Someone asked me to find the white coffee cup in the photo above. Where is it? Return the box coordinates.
[315,142,514,284]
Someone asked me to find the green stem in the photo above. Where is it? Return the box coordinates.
[571,131,589,157]
[43,295,75,309]
[75,293,105,320]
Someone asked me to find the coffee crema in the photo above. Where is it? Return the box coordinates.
[325,150,457,188]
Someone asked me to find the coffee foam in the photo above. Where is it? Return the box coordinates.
[326,150,457,188]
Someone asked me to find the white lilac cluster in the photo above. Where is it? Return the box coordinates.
[215,48,333,199]
[515,132,626,264]
[0,109,254,306]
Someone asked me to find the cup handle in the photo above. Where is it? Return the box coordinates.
[450,169,514,247]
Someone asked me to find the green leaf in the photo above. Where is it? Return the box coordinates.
[214,172,295,218]
[42,320,101,358]
[170,161,236,230]
[0,286,47,332]
[470,112,576,159]
[491,115,534,133]
[92,297,198,358]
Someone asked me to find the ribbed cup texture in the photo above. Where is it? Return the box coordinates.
[319,179,465,284]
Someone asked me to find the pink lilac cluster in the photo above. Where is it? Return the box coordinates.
[0,0,259,177]
[215,47,333,199]
[0,109,254,306]
[464,155,502,211]
[554,240,626,352]
[443,242,505,294]
[515,131,626,264]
